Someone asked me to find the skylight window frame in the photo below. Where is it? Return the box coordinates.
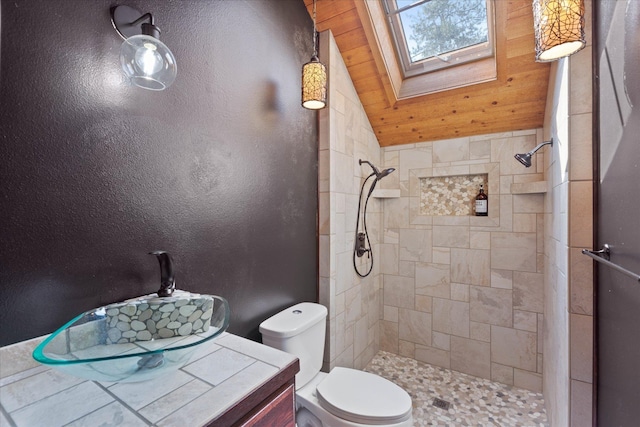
[382,0,496,78]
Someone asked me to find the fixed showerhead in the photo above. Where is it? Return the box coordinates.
[514,152,532,167]
[359,159,395,180]
[514,139,554,168]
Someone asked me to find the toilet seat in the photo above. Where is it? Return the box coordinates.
[316,367,413,425]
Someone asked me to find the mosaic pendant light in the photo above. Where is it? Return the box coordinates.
[533,0,586,62]
[302,0,327,109]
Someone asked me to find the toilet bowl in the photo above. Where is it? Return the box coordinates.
[259,302,413,427]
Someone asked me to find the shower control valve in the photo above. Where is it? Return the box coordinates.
[356,232,369,257]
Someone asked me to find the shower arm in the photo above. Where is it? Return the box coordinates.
[528,139,553,156]
[359,159,380,176]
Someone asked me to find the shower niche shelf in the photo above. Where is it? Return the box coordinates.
[372,189,401,198]
[420,174,488,216]
[511,181,548,194]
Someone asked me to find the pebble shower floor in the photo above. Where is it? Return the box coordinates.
[364,351,548,426]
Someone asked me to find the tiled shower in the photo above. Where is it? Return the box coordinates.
[319,28,545,393]
[318,13,593,421]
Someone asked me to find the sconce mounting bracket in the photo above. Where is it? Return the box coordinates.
[111,5,153,40]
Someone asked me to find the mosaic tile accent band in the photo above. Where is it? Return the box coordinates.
[420,174,487,216]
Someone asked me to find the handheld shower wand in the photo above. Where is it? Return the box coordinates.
[353,160,395,277]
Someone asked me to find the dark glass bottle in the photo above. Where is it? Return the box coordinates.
[475,184,488,216]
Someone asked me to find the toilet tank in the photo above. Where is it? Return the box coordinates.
[259,302,327,389]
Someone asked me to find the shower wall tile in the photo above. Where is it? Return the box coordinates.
[354,316,369,363]
[513,194,545,213]
[383,197,410,228]
[383,305,399,322]
[433,298,470,338]
[491,326,537,371]
[450,283,469,302]
[569,180,593,248]
[513,271,544,313]
[379,129,547,393]
[470,139,491,160]
[379,244,399,275]
[491,363,514,385]
[491,232,537,272]
[569,247,593,315]
[432,331,451,351]
[380,320,398,353]
[450,248,490,286]
[470,321,491,342]
[414,295,433,313]
[433,226,470,248]
[399,229,432,262]
[499,135,539,176]
[514,368,542,392]
[500,175,513,194]
[570,313,593,383]
[399,340,415,358]
[415,263,451,298]
[570,379,593,427]
[470,286,513,327]
[490,269,513,289]
[383,275,415,309]
[569,113,593,182]
[513,213,537,233]
[399,149,432,181]
[450,337,491,379]
[318,31,383,371]
[345,285,362,326]
[469,231,491,249]
[432,247,451,264]
[399,309,432,346]
[513,310,537,332]
[398,260,415,278]
[432,216,470,226]
[415,344,450,369]
[433,137,470,163]
[570,46,593,116]
[497,194,513,231]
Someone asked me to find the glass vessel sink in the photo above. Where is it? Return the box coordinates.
[33,293,229,383]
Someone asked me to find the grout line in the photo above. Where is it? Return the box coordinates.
[93,381,153,426]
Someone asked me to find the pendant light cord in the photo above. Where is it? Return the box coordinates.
[312,0,318,57]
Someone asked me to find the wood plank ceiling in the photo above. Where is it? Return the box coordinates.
[304,0,550,147]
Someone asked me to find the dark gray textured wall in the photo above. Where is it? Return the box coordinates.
[0,0,318,346]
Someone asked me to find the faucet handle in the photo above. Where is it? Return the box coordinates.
[149,251,175,297]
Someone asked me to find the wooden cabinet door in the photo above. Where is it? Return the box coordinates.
[237,384,296,427]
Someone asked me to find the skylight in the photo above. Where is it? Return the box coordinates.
[383,0,495,78]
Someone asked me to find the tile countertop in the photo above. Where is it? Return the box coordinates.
[0,333,298,427]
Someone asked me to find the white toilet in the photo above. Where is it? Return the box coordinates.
[259,302,413,427]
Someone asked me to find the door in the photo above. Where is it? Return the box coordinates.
[595,0,640,425]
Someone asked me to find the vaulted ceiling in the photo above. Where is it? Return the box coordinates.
[304,0,550,147]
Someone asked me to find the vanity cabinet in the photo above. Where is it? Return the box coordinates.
[207,356,298,427]
[236,383,296,427]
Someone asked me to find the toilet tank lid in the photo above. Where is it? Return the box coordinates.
[259,302,328,338]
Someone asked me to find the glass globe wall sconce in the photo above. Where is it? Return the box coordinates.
[302,0,327,109]
[111,5,177,91]
[533,0,586,62]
